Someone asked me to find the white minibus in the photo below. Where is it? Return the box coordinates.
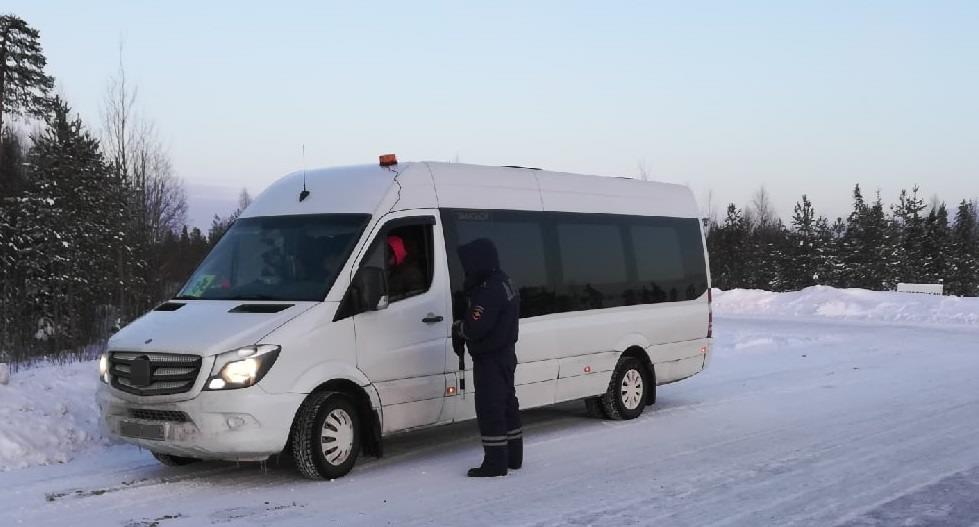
[97,157,713,479]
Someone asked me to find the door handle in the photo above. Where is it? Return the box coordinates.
[422,314,444,324]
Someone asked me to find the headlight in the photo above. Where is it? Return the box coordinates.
[204,345,280,391]
[98,353,109,384]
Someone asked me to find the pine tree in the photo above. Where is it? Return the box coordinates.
[892,187,927,283]
[0,127,27,196]
[0,15,55,147]
[813,215,840,286]
[22,96,122,357]
[867,191,900,290]
[707,204,750,290]
[947,200,978,296]
[921,203,950,286]
[841,185,868,288]
[786,195,818,290]
[762,219,789,291]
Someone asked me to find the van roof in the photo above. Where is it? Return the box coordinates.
[241,161,701,220]
[426,162,700,218]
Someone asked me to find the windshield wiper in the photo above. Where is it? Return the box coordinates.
[172,294,293,301]
[228,294,286,301]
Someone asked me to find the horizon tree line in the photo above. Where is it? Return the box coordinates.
[706,186,979,296]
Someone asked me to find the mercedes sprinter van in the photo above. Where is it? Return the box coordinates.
[97,157,712,479]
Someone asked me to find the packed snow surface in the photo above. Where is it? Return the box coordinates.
[1,286,978,526]
[714,285,979,327]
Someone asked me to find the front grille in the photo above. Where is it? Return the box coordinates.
[109,351,203,396]
[128,409,191,422]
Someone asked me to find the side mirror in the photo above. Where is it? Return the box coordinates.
[356,266,389,312]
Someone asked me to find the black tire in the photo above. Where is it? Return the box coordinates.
[600,357,649,420]
[291,392,361,480]
[151,451,200,467]
[584,396,608,419]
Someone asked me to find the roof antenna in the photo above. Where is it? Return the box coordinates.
[299,144,310,202]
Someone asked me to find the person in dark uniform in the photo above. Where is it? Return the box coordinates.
[454,238,522,477]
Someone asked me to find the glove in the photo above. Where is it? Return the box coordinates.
[451,321,465,359]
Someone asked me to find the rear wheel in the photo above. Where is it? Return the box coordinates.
[292,392,361,480]
[151,451,200,467]
[600,357,649,420]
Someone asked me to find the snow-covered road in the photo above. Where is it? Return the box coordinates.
[3,314,979,526]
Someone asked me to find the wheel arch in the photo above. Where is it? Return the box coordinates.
[620,345,656,405]
[291,379,384,458]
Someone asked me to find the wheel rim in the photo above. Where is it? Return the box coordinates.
[620,368,644,410]
[321,408,355,466]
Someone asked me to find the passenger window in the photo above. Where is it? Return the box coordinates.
[449,212,551,318]
[442,209,710,317]
[555,222,629,311]
[631,225,685,283]
[383,224,434,303]
[557,223,627,285]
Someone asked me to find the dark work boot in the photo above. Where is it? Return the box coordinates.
[507,436,523,470]
[467,465,508,477]
[468,444,507,477]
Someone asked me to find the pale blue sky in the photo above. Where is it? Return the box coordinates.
[7,1,979,227]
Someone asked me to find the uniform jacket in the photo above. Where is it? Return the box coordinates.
[457,238,520,357]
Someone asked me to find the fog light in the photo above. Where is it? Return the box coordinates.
[98,353,109,384]
[227,416,246,429]
[208,378,227,390]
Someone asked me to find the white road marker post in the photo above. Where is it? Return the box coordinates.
[0,363,9,385]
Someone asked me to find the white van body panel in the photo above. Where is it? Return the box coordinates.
[109,301,317,360]
[349,209,452,432]
[426,163,543,211]
[535,170,700,218]
[257,304,361,392]
[99,160,711,462]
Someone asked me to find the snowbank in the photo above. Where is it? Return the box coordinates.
[714,285,979,327]
[0,360,107,471]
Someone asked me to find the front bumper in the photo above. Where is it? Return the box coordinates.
[97,383,305,461]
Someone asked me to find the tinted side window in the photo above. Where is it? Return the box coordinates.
[675,218,709,300]
[555,221,630,311]
[456,220,548,292]
[630,218,708,302]
[443,209,708,318]
[632,225,684,283]
[443,210,552,318]
[557,223,627,284]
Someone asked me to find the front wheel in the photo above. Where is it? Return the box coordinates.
[600,357,650,420]
[291,392,361,480]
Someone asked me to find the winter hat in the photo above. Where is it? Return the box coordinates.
[387,235,407,266]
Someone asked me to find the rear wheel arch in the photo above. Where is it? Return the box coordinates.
[584,346,657,419]
[621,346,656,405]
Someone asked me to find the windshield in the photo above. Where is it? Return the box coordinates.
[176,214,370,301]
